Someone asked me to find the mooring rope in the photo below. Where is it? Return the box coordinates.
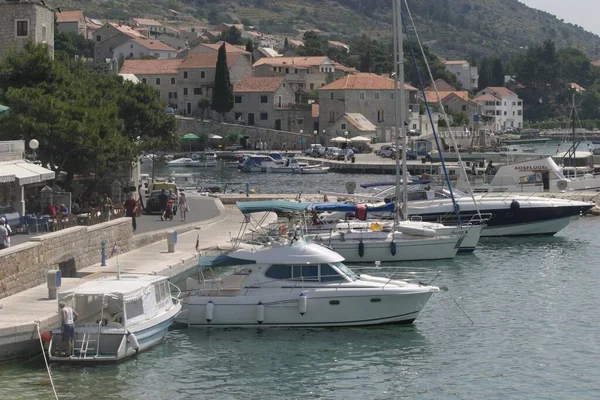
[35,321,59,400]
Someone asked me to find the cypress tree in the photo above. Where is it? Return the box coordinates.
[211,43,234,116]
[490,57,505,86]
[245,40,254,64]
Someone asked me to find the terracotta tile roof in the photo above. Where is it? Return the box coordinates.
[179,52,241,69]
[233,77,286,93]
[199,41,249,53]
[474,93,501,102]
[484,86,517,97]
[108,22,145,39]
[253,56,329,68]
[244,31,262,38]
[343,113,377,132]
[130,37,175,52]
[426,79,456,92]
[120,59,183,75]
[288,39,304,47]
[56,11,84,23]
[443,60,469,65]
[132,18,163,27]
[571,82,585,92]
[333,62,357,73]
[321,73,417,91]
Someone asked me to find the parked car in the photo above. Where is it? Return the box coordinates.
[377,145,394,157]
[145,190,178,215]
[380,146,397,158]
[325,147,342,160]
[335,148,355,161]
[408,129,421,137]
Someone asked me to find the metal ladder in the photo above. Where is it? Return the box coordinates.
[77,333,97,358]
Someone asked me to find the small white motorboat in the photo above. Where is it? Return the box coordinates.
[167,157,217,167]
[177,241,439,328]
[48,275,181,363]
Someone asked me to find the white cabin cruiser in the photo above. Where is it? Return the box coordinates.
[177,242,439,328]
[268,158,330,174]
[167,157,216,168]
[456,156,600,193]
[239,154,280,172]
[48,275,181,363]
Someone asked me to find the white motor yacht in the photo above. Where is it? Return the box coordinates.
[167,157,216,167]
[177,242,439,328]
[48,275,181,363]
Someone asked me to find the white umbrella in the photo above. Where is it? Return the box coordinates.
[209,134,222,139]
[330,136,351,143]
[350,136,372,143]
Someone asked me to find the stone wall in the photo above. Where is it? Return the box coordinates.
[0,218,133,300]
[0,2,54,57]
[177,117,318,150]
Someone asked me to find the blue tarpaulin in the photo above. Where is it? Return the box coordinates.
[236,200,312,214]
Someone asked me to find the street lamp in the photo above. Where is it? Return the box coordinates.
[29,139,39,162]
[313,130,318,145]
[323,129,327,146]
[344,130,349,148]
[299,130,304,152]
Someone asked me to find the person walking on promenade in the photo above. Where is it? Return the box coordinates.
[124,193,138,232]
[59,302,78,356]
[178,192,189,222]
[0,218,9,250]
[102,193,113,221]
[158,189,169,221]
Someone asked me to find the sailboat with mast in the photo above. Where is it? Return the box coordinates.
[312,0,467,262]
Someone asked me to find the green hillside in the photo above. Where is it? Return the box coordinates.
[49,0,600,59]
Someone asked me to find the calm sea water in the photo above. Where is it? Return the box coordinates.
[3,216,600,399]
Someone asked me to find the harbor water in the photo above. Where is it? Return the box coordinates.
[3,216,600,399]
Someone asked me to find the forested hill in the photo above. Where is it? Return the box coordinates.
[52,0,600,59]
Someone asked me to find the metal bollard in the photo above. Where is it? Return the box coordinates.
[246,182,250,197]
[167,230,177,253]
[101,240,106,266]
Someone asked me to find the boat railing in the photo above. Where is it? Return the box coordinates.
[169,281,182,301]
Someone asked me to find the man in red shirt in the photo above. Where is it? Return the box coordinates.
[124,193,138,232]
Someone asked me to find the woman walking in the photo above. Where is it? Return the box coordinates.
[178,192,189,222]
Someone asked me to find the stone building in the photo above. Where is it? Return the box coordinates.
[120,59,183,110]
[94,22,146,61]
[55,10,86,37]
[0,0,55,57]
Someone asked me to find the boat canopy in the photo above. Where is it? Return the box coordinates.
[58,275,165,302]
[236,200,312,214]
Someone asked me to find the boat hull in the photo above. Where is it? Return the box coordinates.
[181,289,434,328]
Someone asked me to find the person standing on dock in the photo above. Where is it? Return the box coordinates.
[178,192,189,222]
[0,218,9,250]
[124,193,138,232]
[59,302,78,356]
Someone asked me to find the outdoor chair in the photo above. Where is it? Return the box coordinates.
[19,215,28,233]
[26,216,38,233]
[38,216,50,232]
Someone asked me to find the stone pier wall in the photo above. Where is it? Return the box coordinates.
[0,219,134,300]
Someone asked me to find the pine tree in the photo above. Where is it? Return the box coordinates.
[359,48,372,72]
[211,43,234,116]
[284,37,289,49]
[245,40,254,64]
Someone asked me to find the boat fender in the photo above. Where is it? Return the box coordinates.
[510,199,520,211]
[298,294,307,315]
[358,240,365,258]
[127,332,140,353]
[256,302,265,324]
[206,301,214,323]
[556,179,568,190]
[390,241,397,256]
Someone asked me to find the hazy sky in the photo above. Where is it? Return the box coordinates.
[519,0,600,36]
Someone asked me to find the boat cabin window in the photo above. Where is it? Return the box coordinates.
[125,298,144,319]
[331,262,358,281]
[265,264,351,282]
[320,264,345,282]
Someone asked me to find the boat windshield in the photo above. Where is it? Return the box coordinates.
[331,262,358,282]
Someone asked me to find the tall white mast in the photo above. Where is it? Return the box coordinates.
[392,0,408,220]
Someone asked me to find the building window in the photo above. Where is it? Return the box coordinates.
[294,69,298,74]
[413,124,417,129]
[260,112,268,120]
[96,34,102,42]
[518,101,522,106]
[170,77,175,85]
[310,83,315,90]
[359,92,365,100]
[283,82,286,87]
[329,92,334,100]
[183,71,188,79]
[16,20,28,37]
[183,88,188,95]
[235,96,242,104]
[390,93,394,100]
[297,118,304,125]
[377,110,385,123]
[512,101,516,106]
[168,92,178,99]
[340,123,347,130]
[496,110,501,115]
[273,67,277,72]
[462,105,467,111]
[129,52,134,58]
[504,111,507,115]
[518,110,522,116]
[260,95,268,104]
[141,77,147,84]
[329,111,335,123]
[285,68,289,74]
[194,87,202,95]
[200,71,206,79]
[130,44,134,49]
[41,25,47,43]
[155,78,161,85]
[374,92,380,100]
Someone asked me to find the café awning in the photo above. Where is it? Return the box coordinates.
[0,161,55,185]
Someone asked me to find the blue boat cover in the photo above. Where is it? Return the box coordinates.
[359,179,430,188]
[236,200,312,214]
[200,254,256,268]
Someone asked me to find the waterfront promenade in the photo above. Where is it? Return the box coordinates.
[0,197,275,360]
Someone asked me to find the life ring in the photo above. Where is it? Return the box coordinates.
[111,312,124,325]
